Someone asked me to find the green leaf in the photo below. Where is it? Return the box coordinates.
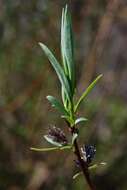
[61,86,68,110]
[73,172,82,180]
[30,145,72,152]
[46,95,68,115]
[44,135,62,147]
[61,7,69,76]
[100,162,107,166]
[89,162,107,170]
[30,147,60,152]
[72,133,78,145]
[75,117,88,125]
[72,162,107,179]
[88,164,98,170]
[74,74,103,112]
[59,145,72,150]
[39,42,72,101]
[61,5,75,94]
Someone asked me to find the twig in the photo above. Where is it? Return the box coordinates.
[67,122,95,190]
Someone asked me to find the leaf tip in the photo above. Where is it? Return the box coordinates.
[38,42,42,46]
[98,74,103,79]
[100,162,107,166]
[46,95,50,100]
[30,147,35,151]
[38,42,45,49]
[65,4,68,10]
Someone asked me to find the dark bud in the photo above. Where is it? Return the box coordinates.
[81,145,96,164]
[47,126,68,146]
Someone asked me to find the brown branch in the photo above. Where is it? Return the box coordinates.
[68,123,95,190]
[73,139,96,190]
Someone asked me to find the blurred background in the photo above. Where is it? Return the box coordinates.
[0,0,127,189]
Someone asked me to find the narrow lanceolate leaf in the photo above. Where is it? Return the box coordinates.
[88,164,98,170]
[61,5,75,94]
[73,172,82,180]
[46,95,69,115]
[61,86,68,109]
[74,74,103,112]
[88,162,107,170]
[30,145,71,152]
[39,43,72,100]
[61,8,69,76]
[59,145,72,150]
[44,135,62,147]
[30,147,60,152]
[75,117,88,125]
[72,133,78,145]
[72,162,106,179]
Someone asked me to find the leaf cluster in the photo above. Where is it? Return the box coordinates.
[39,5,102,129]
[31,5,104,178]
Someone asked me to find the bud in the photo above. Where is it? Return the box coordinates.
[81,145,96,164]
[46,126,68,146]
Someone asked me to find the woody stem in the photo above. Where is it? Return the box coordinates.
[67,122,96,190]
